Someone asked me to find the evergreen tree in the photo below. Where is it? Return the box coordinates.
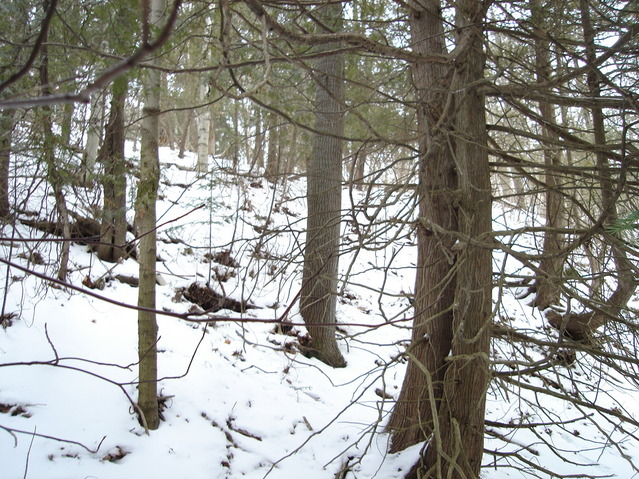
[299,0,347,368]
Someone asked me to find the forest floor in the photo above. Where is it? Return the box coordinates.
[0,145,638,478]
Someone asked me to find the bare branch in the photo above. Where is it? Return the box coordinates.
[0,425,106,454]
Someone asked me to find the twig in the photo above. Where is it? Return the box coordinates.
[0,425,106,454]
[0,255,414,329]
[22,426,35,479]
[44,324,59,365]
[125,203,205,249]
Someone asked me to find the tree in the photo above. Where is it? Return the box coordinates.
[81,91,104,185]
[386,0,457,452]
[96,74,128,262]
[544,0,636,338]
[388,1,492,477]
[3,0,639,475]
[194,11,215,175]
[38,0,72,281]
[135,0,166,431]
[195,79,213,174]
[299,0,347,368]
[264,110,280,183]
[0,109,13,219]
[0,2,26,219]
[529,0,567,311]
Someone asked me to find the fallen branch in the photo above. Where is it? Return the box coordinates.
[0,424,106,454]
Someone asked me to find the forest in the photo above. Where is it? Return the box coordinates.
[0,0,638,478]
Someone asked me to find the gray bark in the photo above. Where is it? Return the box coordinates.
[299,0,346,368]
[135,0,165,431]
[530,0,566,310]
[83,91,104,185]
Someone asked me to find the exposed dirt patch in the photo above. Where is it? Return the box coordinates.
[0,402,32,418]
[181,283,254,313]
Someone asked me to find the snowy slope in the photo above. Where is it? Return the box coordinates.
[0,145,637,478]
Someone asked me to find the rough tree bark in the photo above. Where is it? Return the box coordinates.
[530,0,566,310]
[264,110,280,183]
[389,2,492,478]
[0,108,14,219]
[386,0,457,452]
[97,75,128,262]
[177,109,193,159]
[299,0,347,368]
[419,1,492,476]
[135,0,165,431]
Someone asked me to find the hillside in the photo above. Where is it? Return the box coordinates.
[0,145,637,478]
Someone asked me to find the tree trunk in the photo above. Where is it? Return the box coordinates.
[60,102,74,148]
[581,0,634,313]
[390,2,492,478]
[350,142,369,191]
[0,108,14,219]
[299,0,346,369]
[135,0,164,431]
[283,124,299,175]
[530,0,566,310]
[548,0,637,339]
[232,100,240,171]
[82,91,104,185]
[248,107,264,174]
[421,2,492,476]
[40,0,71,281]
[265,110,280,183]
[195,78,211,174]
[177,109,193,159]
[97,75,128,263]
[387,0,456,452]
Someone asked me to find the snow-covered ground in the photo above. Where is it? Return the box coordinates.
[0,145,637,478]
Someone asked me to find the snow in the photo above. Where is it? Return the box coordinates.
[0,145,637,478]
